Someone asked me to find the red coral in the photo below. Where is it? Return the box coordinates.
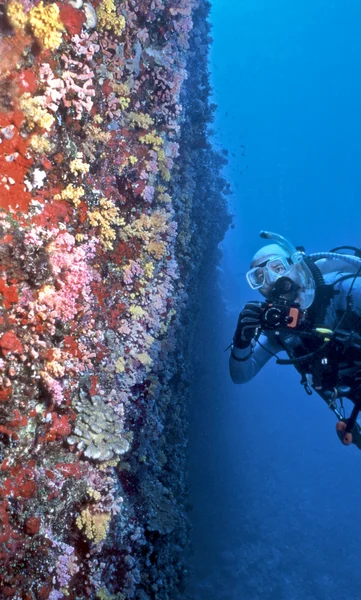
[38,585,52,599]
[0,280,19,309]
[24,516,41,536]
[58,3,86,35]
[95,342,110,361]
[45,413,72,441]
[0,332,23,356]
[8,410,28,429]
[31,200,72,228]
[109,303,127,328]
[0,388,12,403]
[89,375,98,395]
[54,462,83,479]
[0,110,32,213]
[17,70,37,95]
[2,466,37,499]
[90,281,107,308]
[102,79,113,97]
[63,335,83,359]
[0,426,18,441]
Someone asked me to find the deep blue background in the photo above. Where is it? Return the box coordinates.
[213,0,361,310]
[187,2,361,599]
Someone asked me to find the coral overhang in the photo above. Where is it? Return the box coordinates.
[0,0,231,597]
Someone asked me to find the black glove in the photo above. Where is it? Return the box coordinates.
[233,301,264,349]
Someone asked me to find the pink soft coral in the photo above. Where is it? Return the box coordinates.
[37,233,96,321]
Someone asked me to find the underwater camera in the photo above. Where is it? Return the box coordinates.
[260,277,307,331]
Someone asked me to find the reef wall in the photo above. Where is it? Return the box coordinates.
[0,0,230,597]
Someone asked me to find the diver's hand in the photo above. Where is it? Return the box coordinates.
[233,301,264,349]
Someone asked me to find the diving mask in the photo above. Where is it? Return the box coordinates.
[246,256,291,290]
[247,232,317,309]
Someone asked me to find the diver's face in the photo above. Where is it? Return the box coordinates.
[247,256,292,295]
[259,263,301,299]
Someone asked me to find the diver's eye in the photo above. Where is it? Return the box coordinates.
[268,259,287,275]
[254,268,263,282]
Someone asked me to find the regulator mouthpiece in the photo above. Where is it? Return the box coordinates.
[269,276,300,302]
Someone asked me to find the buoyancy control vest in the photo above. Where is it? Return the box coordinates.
[276,256,361,398]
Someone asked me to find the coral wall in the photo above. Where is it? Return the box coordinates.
[0,0,230,597]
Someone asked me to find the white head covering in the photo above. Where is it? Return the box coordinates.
[248,243,315,308]
[250,243,291,268]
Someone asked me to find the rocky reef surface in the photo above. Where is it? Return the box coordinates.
[0,0,230,597]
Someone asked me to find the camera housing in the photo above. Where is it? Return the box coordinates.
[260,300,304,330]
[260,276,307,331]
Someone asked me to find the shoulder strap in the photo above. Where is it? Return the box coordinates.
[304,256,336,327]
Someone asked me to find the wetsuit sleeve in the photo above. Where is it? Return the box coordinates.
[229,332,281,384]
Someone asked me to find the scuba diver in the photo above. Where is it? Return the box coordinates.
[229,231,361,448]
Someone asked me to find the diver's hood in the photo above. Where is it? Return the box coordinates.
[259,231,316,309]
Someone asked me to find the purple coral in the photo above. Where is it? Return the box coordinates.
[142,185,155,202]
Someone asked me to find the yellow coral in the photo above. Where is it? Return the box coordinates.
[46,360,65,378]
[28,1,64,50]
[111,82,130,96]
[69,153,90,175]
[157,149,171,181]
[83,124,111,144]
[160,308,177,335]
[143,333,155,347]
[128,112,154,130]
[129,305,146,319]
[20,94,55,132]
[158,192,171,203]
[82,125,112,162]
[160,165,171,181]
[99,458,120,471]
[144,262,154,279]
[128,155,138,165]
[122,211,169,241]
[139,130,164,148]
[6,0,27,29]
[115,356,125,373]
[96,0,125,35]
[54,184,85,208]
[118,96,130,110]
[88,488,101,501]
[147,240,167,259]
[29,134,53,154]
[149,211,168,229]
[135,352,152,366]
[88,198,123,250]
[76,508,110,544]
[6,0,64,49]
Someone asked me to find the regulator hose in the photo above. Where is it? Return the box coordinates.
[303,256,329,327]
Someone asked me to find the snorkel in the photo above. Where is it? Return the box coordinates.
[259,231,316,309]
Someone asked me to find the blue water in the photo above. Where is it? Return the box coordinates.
[188,1,361,599]
[213,0,361,311]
